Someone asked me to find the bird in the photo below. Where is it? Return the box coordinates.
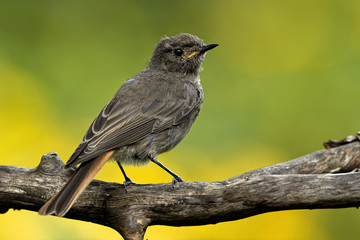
[38,33,218,217]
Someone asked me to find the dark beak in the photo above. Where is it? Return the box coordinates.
[200,43,219,53]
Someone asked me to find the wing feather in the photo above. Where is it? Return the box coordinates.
[66,80,202,167]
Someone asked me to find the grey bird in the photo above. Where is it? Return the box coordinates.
[38,33,218,217]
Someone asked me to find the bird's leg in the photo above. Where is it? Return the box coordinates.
[116,161,135,191]
[150,156,184,184]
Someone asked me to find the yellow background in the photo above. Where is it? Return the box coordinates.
[1,0,360,239]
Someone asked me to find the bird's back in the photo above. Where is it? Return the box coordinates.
[67,69,203,167]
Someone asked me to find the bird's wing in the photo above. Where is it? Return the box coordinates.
[66,81,201,167]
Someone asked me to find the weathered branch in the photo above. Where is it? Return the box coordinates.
[1,139,360,240]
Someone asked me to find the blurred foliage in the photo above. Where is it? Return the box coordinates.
[0,0,360,239]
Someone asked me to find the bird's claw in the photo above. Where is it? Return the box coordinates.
[123,178,136,193]
[172,176,184,187]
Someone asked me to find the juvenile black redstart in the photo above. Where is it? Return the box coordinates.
[38,33,218,217]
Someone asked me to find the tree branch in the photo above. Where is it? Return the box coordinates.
[1,139,360,240]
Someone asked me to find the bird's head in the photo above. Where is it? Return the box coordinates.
[149,33,218,75]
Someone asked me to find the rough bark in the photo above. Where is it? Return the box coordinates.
[1,138,360,240]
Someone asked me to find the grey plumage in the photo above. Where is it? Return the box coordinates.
[38,33,218,217]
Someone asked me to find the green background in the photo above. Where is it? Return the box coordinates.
[1,0,360,239]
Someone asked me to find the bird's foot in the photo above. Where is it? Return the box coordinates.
[123,178,136,193]
[172,175,184,187]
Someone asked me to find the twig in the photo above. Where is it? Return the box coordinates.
[1,139,360,240]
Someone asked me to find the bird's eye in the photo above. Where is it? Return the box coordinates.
[174,48,183,56]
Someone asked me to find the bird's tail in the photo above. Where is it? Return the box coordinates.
[38,151,114,217]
